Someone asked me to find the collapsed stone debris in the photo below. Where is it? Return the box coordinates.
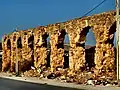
[1,10,117,84]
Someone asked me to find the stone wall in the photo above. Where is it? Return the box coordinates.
[46,24,66,72]
[2,10,116,76]
[34,26,48,69]
[2,34,11,71]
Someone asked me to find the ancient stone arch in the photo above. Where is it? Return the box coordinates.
[2,10,116,76]
[2,35,11,71]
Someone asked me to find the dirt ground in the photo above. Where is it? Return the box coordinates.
[0,72,120,90]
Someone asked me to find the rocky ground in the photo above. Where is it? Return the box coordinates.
[1,66,119,87]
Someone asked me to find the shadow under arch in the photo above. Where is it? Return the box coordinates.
[28,35,34,50]
[42,33,51,68]
[63,31,70,69]
[7,39,11,49]
[106,22,116,71]
[105,22,116,46]
[79,26,96,70]
[54,29,69,69]
[4,38,11,71]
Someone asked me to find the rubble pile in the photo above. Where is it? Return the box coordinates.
[21,67,119,86]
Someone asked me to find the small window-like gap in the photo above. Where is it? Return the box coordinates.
[63,32,70,69]
[17,37,22,48]
[103,51,106,56]
[28,35,34,50]
[42,33,48,47]
[57,30,66,49]
[7,39,11,49]
[85,27,96,71]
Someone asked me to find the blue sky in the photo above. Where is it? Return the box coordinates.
[0,0,115,45]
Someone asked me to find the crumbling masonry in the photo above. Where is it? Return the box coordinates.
[2,10,116,76]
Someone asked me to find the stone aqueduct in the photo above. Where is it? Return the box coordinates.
[2,10,117,75]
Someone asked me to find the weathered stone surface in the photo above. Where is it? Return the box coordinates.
[34,26,48,68]
[10,31,22,72]
[2,35,11,71]
[47,24,66,72]
[2,10,116,78]
[21,29,34,71]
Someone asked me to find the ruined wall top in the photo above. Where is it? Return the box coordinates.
[2,10,116,40]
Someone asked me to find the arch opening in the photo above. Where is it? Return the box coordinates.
[64,33,70,69]
[46,35,51,68]
[85,28,96,70]
[80,27,96,70]
[28,35,34,67]
[57,30,66,49]
[5,39,11,71]
[41,33,51,68]
[108,22,116,72]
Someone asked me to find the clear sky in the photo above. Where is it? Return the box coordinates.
[0,0,115,45]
